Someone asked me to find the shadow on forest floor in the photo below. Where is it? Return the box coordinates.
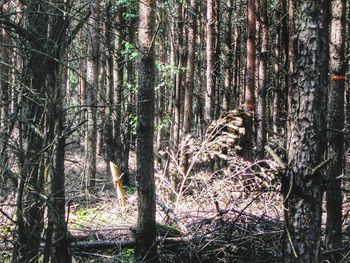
[2,144,350,262]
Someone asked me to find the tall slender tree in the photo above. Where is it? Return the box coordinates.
[204,0,218,124]
[256,0,268,158]
[241,0,256,159]
[222,0,233,112]
[135,0,158,261]
[85,0,100,192]
[283,0,329,261]
[326,0,345,258]
[182,0,197,173]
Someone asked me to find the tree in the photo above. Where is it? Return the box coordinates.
[222,0,233,112]
[11,1,71,262]
[0,0,11,188]
[42,1,70,261]
[204,0,219,125]
[85,0,100,192]
[135,0,158,261]
[326,0,345,258]
[182,0,197,173]
[241,0,256,160]
[256,0,268,159]
[283,0,329,261]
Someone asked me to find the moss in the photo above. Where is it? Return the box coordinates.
[156,222,181,236]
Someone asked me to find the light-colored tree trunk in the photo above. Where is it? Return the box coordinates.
[85,0,100,192]
[204,0,218,125]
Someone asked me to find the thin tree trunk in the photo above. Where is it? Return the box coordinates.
[223,0,233,112]
[135,0,158,261]
[182,0,197,173]
[0,0,11,187]
[256,0,268,159]
[204,0,217,124]
[85,0,100,192]
[241,0,256,160]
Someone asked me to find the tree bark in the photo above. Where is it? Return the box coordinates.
[135,0,158,262]
[222,0,233,112]
[241,0,256,160]
[256,0,268,159]
[85,0,100,192]
[283,1,329,262]
[204,0,218,125]
[325,0,345,259]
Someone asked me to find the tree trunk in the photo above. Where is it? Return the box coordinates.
[12,2,49,261]
[85,0,100,192]
[135,0,158,262]
[204,0,218,125]
[256,0,268,159]
[283,1,329,262]
[182,0,197,173]
[222,0,233,112]
[325,0,345,259]
[0,0,11,188]
[241,0,256,160]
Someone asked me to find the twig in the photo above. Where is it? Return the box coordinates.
[265,145,286,169]
[311,158,331,176]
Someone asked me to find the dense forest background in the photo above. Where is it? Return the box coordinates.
[0,0,350,262]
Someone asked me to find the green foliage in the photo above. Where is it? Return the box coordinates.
[156,62,187,75]
[129,113,137,135]
[0,226,10,235]
[118,248,134,263]
[157,112,172,131]
[125,184,137,194]
[121,41,139,60]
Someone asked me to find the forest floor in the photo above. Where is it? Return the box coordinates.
[61,141,350,263]
[2,141,350,262]
[63,144,285,263]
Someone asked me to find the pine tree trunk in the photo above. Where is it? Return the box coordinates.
[241,0,256,160]
[283,1,329,262]
[86,0,100,192]
[135,0,158,261]
[325,0,345,259]
[223,0,233,112]
[256,0,268,159]
[204,0,217,124]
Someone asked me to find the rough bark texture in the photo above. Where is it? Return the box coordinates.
[283,1,329,262]
[183,0,197,135]
[182,0,197,174]
[0,0,10,187]
[222,0,233,111]
[204,0,218,124]
[135,0,158,262]
[326,0,345,259]
[241,0,255,160]
[256,0,268,159]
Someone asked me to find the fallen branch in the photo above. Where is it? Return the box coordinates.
[265,145,286,169]
[71,240,134,251]
[156,194,188,234]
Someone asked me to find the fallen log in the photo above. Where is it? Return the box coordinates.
[71,240,134,252]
